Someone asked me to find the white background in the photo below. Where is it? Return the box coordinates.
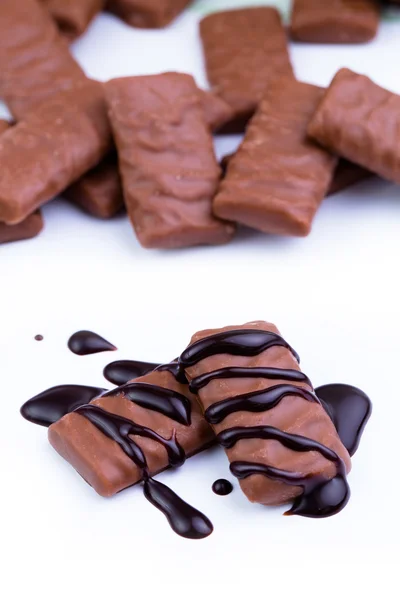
[1,1,400,598]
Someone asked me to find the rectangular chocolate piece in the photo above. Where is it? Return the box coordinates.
[0,93,111,224]
[42,0,105,39]
[328,159,372,196]
[49,367,214,497]
[214,78,338,236]
[308,68,400,185]
[199,90,235,133]
[107,0,192,28]
[0,211,43,245]
[200,8,293,120]
[0,0,88,119]
[64,154,124,219]
[180,321,351,506]
[105,73,235,249]
[290,0,380,44]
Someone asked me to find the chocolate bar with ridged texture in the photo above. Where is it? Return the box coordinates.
[179,321,351,513]
[105,72,235,249]
[42,0,105,39]
[0,211,43,245]
[308,68,400,185]
[290,0,380,44]
[0,0,88,120]
[0,87,111,225]
[48,366,214,497]
[214,78,337,236]
[200,8,293,122]
[107,0,192,28]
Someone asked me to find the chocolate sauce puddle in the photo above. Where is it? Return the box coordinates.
[315,384,372,456]
[179,328,364,518]
[20,385,106,427]
[212,479,233,496]
[102,381,192,426]
[75,404,212,539]
[103,360,160,385]
[68,331,116,356]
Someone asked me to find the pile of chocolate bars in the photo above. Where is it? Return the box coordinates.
[0,0,398,248]
[21,321,372,538]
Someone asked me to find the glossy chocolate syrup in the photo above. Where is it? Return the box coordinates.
[103,382,192,426]
[205,384,319,425]
[212,479,233,496]
[34,334,43,341]
[20,385,106,427]
[75,404,212,540]
[190,366,311,393]
[179,328,355,518]
[68,330,116,356]
[103,360,159,385]
[316,384,372,456]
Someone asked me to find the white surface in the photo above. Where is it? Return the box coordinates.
[2,2,400,597]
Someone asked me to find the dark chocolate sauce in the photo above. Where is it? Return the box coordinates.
[144,477,213,539]
[179,328,359,519]
[180,330,300,367]
[34,334,43,341]
[103,382,192,426]
[75,404,212,540]
[212,479,233,496]
[316,384,372,456]
[68,330,116,356]
[103,360,159,385]
[75,404,186,469]
[20,385,106,427]
[156,361,188,384]
[205,384,319,425]
[190,366,311,393]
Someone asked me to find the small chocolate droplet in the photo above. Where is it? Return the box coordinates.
[34,334,43,341]
[212,479,233,496]
[68,330,117,356]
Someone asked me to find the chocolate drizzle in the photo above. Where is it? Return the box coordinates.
[75,403,212,540]
[316,384,372,456]
[212,479,233,496]
[20,385,106,427]
[103,360,159,385]
[179,328,356,519]
[205,384,319,425]
[180,329,300,367]
[190,366,311,393]
[103,382,192,426]
[68,330,117,356]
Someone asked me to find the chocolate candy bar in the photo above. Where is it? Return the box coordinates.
[49,365,214,497]
[0,211,43,245]
[0,0,88,119]
[0,91,111,225]
[328,160,372,196]
[200,8,293,121]
[0,120,9,135]
[105,73,235,248]
[214,78,338,236]
[179,321,352,516]
[107,0,192,28]
[308,68,400,185]
[200,90,235,133]
[290,0,380,44]
[42,0,105,39]
[64,154,124,219]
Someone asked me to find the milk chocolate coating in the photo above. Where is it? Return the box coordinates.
[42,0,105,39]
[328,160,372,196]
[0,88,111,225]
[0,0,88,120]
[200,90,235,133]
[107,0,192,28]
[0,211,43,245]
[214,78,338,236]
[290,0,380,44]
[64,154,124,219]
[105,72,235,249]
[48,369,214,497]
[200,8,293,121]
[308,68,400,185]
[181,321,351,506]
